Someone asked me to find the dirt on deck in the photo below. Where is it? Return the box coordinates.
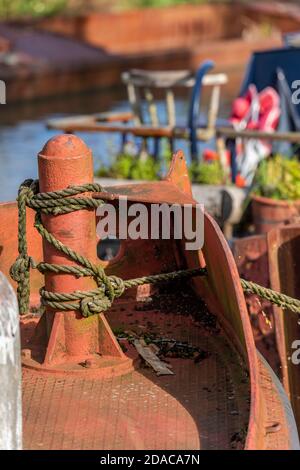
[21,286,250,450]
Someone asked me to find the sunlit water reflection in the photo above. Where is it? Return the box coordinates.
[0,89,229,201]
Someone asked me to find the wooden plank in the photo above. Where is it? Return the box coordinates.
[47,111,134,130]
[122,69,227,88]
[217,127,300,143]
[47,119,215,141]
[95,111,134,122]
[126,81,142,125]
[207,84,221,130]
[166,89,176,127]
[133,339,174,376]
[144,88,159,126]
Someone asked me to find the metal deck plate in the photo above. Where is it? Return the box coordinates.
[22,298,250,450]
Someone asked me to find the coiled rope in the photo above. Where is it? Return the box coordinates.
[10,179,300,317]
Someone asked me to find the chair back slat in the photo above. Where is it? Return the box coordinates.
[144,88,159,126]
[126,80,142,126]
[207,84,221,131]
[166,89,176,127]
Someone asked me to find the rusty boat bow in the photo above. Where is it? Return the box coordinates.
[0,134,298,450]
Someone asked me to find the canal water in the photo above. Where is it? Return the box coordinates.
[0,88,230,202]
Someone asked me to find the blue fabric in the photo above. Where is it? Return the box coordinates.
[240,47,300,156]
[240,47,300,101]
[273,68,296,156]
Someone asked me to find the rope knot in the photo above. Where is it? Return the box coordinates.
[80,295,112,318]
[93,266,125,304]
[10,255,32,282]
[78,268,125,317]
[109,275,125,298]
[17,179,38,205]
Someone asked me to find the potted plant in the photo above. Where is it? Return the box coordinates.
[251,155,300,233]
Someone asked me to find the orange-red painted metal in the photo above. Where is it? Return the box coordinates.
[233,235,280,374]
[0,202,43,308]
[233,227,300,435]
[22,134,132,376]
[92,151,296,449]
[0,139,297,449]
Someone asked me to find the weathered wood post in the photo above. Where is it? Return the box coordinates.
[0,271,22,450]
[0,79,6,105]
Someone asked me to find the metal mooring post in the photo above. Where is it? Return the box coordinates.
[38,134,100,361]
[0,271,22,449]
[22,135,132,376]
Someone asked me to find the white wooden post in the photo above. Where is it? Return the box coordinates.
[0,271,22,450]
[0,80,6,105]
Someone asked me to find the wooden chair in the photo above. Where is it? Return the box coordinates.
[121,61,228,158]
[47,61,228,160]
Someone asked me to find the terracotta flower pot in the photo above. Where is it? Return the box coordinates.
[251,194,300,234]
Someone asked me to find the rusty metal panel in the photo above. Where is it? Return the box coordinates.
[0,202,43,309]
[233,235,280,375]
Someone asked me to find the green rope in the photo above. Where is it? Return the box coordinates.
[10,179,300,317]
[240,279,300,314]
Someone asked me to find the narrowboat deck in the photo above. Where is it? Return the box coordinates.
[21,288,251,450]
[21,286,294,451]
[0,134,297,450]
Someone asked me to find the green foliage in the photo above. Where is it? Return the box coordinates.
[96,150,228,185]
[124,0,207,9]
[0,0,217,18]
[189,160,225,185]
[131,155,159,180]
[0,0,67,18]
[95,153,159,181]
[111,153,134,179]
[252,155,300,201]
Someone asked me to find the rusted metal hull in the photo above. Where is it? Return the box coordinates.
[0,142,298,449]
[268,225,300,432]
[233,234,280,374]
[233,228,300,437]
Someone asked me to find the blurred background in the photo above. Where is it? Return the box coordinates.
[0,0,298,200]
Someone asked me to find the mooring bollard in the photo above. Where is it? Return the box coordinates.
[38,134,100,361]
[0,271,22,450]
[21,134,131,376]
